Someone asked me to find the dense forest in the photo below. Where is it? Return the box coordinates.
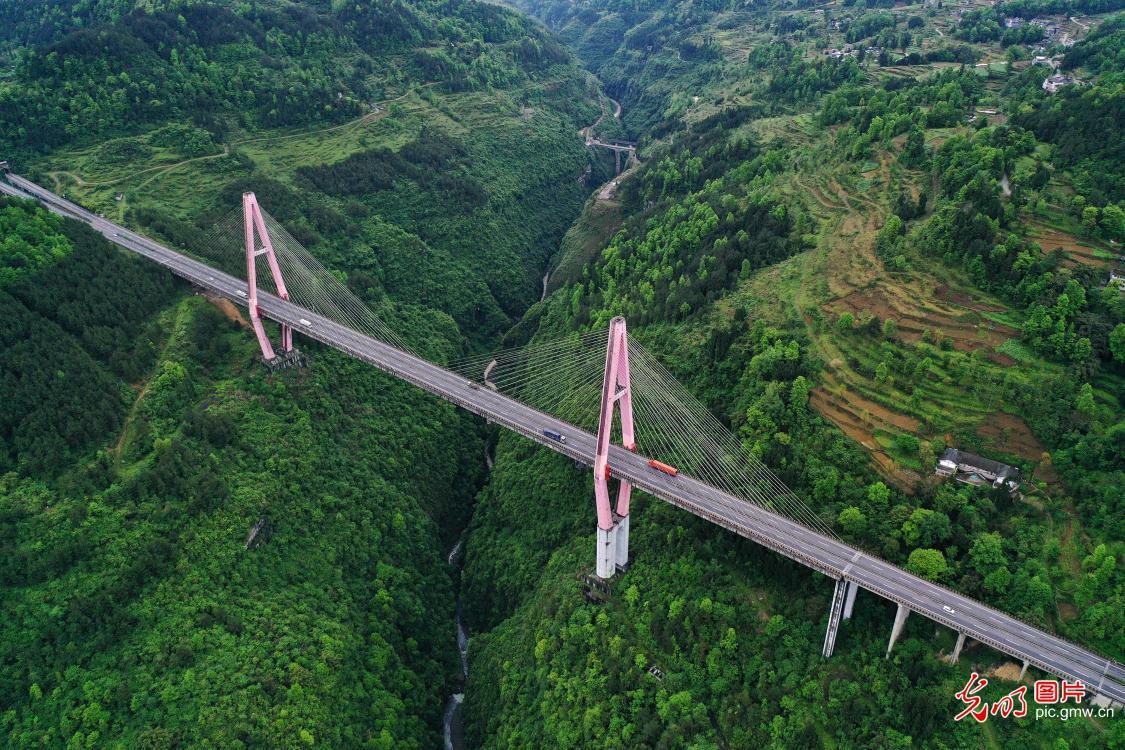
[2,0,1124,747]
[0,0,600,747]
[0,0,580,157]
[461,0,1125,746]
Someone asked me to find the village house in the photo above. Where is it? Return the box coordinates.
[935,448,1022,493]
[1042,72,1081,93]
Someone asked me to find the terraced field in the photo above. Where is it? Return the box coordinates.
[1029,220,1119,270]
[746,118,1077,491]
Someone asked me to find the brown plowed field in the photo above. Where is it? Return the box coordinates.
[820,372,922,434]
[976,412,1062,487]
[935,284,1006,313]
[825,284,1017,354]
[809,386,922,490]
[976,413,1046,461]
[1030,223,1114,269]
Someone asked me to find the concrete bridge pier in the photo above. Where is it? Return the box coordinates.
[1019,660,1029,681]
[886,603,910,657]
[595,515,630,578]
[615,149,621,175]
[822,578,848,658]
[596,524,618,579]
[950,632,967,663]
[842,580,858,620]
[614,514,630,570]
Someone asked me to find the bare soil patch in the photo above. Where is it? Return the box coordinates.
[989,662,1025,683]
[821,372,922,433]
[935,284,1006,313]
[809,387,920,492]
[1030,223,1112,269]
[207,295,249,328]
[975,413,1045,463]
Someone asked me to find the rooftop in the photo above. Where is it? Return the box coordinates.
[939,448,1021,481]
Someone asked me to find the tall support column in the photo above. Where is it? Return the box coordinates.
[822,578,848,658]
[950,632,967,663]
[886,603,910,658]
[614,514,630,569]
[593,316,636,579]
[1019,660,1029,681]
[842,581,858,620]
[615,148,622,175]
[596,525,617,579]
[243,192,293,362]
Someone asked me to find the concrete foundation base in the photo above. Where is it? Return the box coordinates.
[1091,693,1118,709]
[596,516,631,579]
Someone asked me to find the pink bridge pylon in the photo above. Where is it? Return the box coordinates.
[243,192,292,362]
[594,316,635,578]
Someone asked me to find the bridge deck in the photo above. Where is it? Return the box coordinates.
[3,172,1121,702]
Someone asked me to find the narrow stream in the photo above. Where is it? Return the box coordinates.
[443,538,468,750]
[439,80,616,748]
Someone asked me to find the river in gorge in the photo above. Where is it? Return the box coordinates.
[442,537,469,750]
[440,81,623,748]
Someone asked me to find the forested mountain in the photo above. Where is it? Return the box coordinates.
[0,0,575,154]
[458,0,1125,747]
[2,0,1124,747]
[0,210,482,746]
[0,0,600,747]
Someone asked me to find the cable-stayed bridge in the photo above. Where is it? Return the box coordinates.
[2,169,1121,705]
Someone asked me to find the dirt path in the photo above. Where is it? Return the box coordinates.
[579,95,610,139]
[113,301,189,458]
[581,91,632,148]
[48,145,230,189]
[591,91,639,202]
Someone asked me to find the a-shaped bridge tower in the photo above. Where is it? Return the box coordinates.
[593,317,636,578]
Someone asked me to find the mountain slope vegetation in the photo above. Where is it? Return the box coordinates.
[460,1,1125,747]
[1,0,1123,747]
[0,0,600,747]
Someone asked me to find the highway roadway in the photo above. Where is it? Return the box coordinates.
[3,172,1122,703]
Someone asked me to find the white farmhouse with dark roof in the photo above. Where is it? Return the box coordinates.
[936,448,1022,493]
